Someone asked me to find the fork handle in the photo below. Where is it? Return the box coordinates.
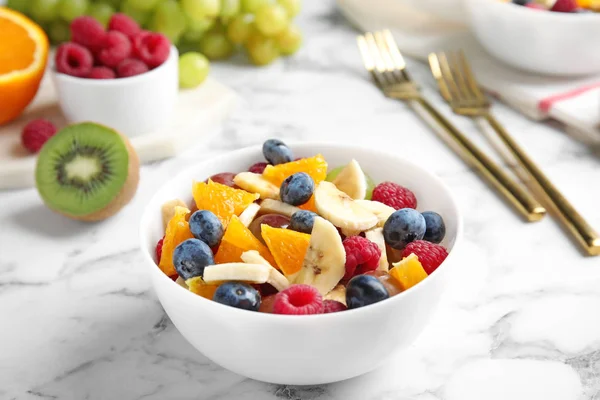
[412,98,547,222]
[482,113,600,256]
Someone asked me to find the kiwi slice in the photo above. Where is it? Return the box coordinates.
[35,122,140,222]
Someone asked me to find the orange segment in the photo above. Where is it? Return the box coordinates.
[388,253,428,291]
[262,154,328,187]
[159,206,194,277]
[214,216,276,265]
[261,225,310,276]
[186,276,221,300]
[0,7,49,125]
[192,179,259,228]
[298,195,317,212]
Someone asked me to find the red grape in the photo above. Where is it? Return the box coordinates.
[206,172,238,188]
[259,294,277,313]
[249,214,291,244]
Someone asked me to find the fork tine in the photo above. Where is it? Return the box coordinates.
[382,30,412,82]
[428,53,453,102]
[364,32,393,87]
[357,35,385,88]
[373,31,404,86]
[436,52,464,103]
[448,51,473,104]
[458,50,488,104]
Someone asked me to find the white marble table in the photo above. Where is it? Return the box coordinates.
[2,2,600,399]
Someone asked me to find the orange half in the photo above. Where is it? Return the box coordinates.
[0,7,49,125]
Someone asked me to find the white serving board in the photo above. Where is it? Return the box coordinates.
[0,74,239,190]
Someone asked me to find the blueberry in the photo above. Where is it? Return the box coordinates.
[280,172,314,206]
[383,208,426,250]
[289,210,317,234]
[421,211,446,244]
[262,139,293,165]
[213,282,261,311]
[189,210,224,248]
[173,239,214,280]
[346,275,389,309]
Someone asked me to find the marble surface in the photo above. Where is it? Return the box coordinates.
[2,1,600,399]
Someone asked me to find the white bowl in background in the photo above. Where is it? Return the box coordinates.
[51,46,178,137]
[465,0,600,76]
[139,143,463,385]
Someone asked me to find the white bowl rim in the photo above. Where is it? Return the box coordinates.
[51,45,178,86]
[139,141,464,321]
[496,0,600,20]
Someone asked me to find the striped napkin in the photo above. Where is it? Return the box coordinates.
[337,0,600,145]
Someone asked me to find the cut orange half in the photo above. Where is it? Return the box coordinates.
[0,7,49,125]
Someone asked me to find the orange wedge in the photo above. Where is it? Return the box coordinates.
[0,7,49,125]
[159,206,194,277]
[192,180,259,228]
[261,225,310,276]
[214,216,276,265]
[388,253,428,291]
[186,276,221,300]
[262,154,328,187]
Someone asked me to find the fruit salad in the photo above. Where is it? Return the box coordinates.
[154,139,450,315]
[503,0,599,12]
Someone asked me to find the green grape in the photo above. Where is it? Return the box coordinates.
[326,166,376,200]
[246,30,279,65]
[179,52,210,88]
[88,2,114,27]
[183,16,214,41]
[124,0,161,11]
[255,4,287,36]
[30,0,60,22]
[58,0,89,22]
[277,0,300,18]
[241,0,270,14]
[120,0,151,27]
[220,0,240,19]
[99,0,123,8]
[181,0,220,20]
[177,38,202,54]
[7,0,30,14]
[200,32,234,60]
[276,23,301,55]
[151,0,187,43]
[48,19,71,44]
[226,14,252,44]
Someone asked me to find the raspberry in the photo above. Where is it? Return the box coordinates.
[323,300,347,313]
[155,236,164,262]
[248,162,269,174]
[116,58,149,78]
[97,31,132,68]
[132,31,171,68]
[401,240,448,275]
[273,284,324,315]
[70,16,106,53]
[551,0,578,12]
[21,119,57,153]
[343,236,381,280]
[372,182,417,210]
[108,13,141,40]
[55,43,94,77]
[87,66,116,79]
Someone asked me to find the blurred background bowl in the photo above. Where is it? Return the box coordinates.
[465,0,600,76]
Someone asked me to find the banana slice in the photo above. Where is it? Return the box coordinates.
[203,263,270,283]
[259,198,301,218]
[162,199,188,230]
[332,159,367,200]
[324,284,347,305]
[240,250,290,291]
[365,227,389,272]
[355,200,395,227]
[315,181,378,231]
[234,172,280,200]
[238,203,261,227]
[294,217,346,295]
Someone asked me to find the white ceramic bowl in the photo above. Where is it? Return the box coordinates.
[51,46,178,137]
[465,0,600,76]
[139,143,463,385]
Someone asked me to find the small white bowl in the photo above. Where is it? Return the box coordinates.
[139,143,463,385]
[51,46,179,137]
[465,0,600,76]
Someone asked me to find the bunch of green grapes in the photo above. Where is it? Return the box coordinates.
[9,0,303,67]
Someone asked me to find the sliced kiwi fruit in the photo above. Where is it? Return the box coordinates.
[35,122,140,222]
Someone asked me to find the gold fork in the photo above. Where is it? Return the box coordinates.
[429,51,600,256]
[356,30,546,222]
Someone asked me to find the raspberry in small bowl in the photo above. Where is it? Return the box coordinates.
[51,15,178,137]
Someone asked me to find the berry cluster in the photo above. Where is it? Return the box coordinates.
[55,14,171,79]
